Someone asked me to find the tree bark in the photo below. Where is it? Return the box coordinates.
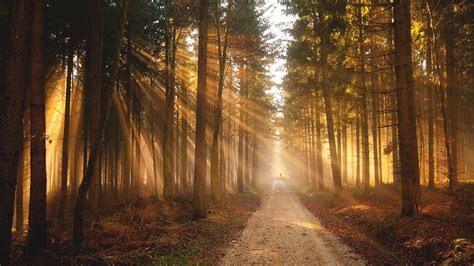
[0,1,31,263]
[444,1,457,194]
[315,103,325,190]
[425,7,435,189]
[319,13,342,190]
[163,3,177,200]
[25,0,47,254]
[193,0,209,219]
[393,0,421,216]
[72,0,129,246]
[237,63,246,193]
[58,44,74,223]
[357,1,370,193]
[180,74,189,194]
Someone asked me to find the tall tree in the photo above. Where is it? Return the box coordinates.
[193,0,209,219]
[58,41,74,223]
[444,0,458,194]
[0,1,32,263]
[318,7,342,190]
[25,0,47,254]
[393,0,420,216]
[72,0,129,246]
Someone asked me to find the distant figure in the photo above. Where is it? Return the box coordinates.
[279,173,282,179]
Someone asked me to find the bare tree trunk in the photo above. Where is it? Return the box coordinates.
[58,44,74,223]
[25,0,47,254]
[371,72,380,187]
[0,1,31,262]
[180,79,189,194]
[15,151,25,236]
[342,124,348,186]
[425,13,435,189]
[356,114,360,187]
[310,105,317,188]
[388,6,401,186]
[150,104,159,196]
[393,0,420,216]
[237,64,245,193]
[320,14,342,190]
[315,104,324,190]
[444,2,457,194]
[357,1,370,193]
[193,0,209,219]
[163,4,178,200]
[72,0,129,246]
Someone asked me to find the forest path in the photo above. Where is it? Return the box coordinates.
[220,178,365,265]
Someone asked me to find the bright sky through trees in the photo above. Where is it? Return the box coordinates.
[261,0,296,117]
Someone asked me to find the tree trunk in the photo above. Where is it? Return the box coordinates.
[0,1,31,263]
[310,105,317,188]
[358,1,370,193]
[237,64,246,193]
[193,0,209,219]
[150,104,159,196]
[371,72,380,187]
[425,16,435,189]
[58,44,74,223]
[356,114,361,187]
[388,6,401,186]
[444,2,457,194]
[320,14,342,190]
[180,78,189,194]
[315,104,324,190]
[393,0,420,216]
[163,5,177,200]
[342,124,348,186]
[25,0,47,254]
[72,0,129,246]
[15,152,24,236]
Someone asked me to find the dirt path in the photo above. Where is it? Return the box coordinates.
[220,178,365,265]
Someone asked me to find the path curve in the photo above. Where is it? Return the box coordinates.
[220,178,365,265]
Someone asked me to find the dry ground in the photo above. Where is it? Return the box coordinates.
[300,182,474,264]
[10,193,260,265]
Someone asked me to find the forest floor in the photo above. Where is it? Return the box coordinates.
[10,192,260,265]
[299,182,474,265]
[221,177,364,264]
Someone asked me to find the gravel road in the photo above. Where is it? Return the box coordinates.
[220,178,365,265]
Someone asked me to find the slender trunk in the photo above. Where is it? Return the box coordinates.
[342,124,348,185]
[251,131,258,189]
[72,0,129,246]
[0,1,31,263]
[180,80,189,194]
[358,1,370,193]
[15,152,24,236]
[337,106,342,185]
[371,72,380,187]
[237,64,245,193]
[193,0,209,219]
[444,2,457,194]
[356,114,360,187]
[310,105,317,188]
[26,0,47,254]
[393,0,420,216]
[150,104,159,196]
[389,6,401,186]
[315,104,324,190]
[320,15,342,190]
[427,69,434,190]
[58,45,74,222]
[163,6,177,200]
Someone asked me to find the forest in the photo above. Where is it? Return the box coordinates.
[0,0,473,264]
